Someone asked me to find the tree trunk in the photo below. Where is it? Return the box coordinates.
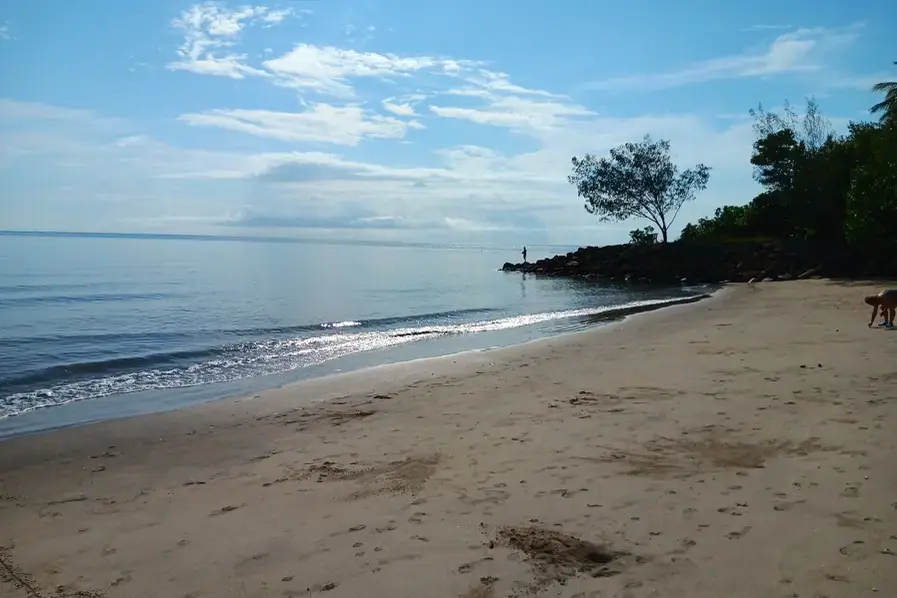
[661,226,669,243]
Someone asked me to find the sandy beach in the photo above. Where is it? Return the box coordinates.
[1,279,896,598]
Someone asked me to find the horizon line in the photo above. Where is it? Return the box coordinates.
[0,229,577,252]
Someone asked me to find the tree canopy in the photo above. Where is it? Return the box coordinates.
[568,135,710,243]
[679,92,896,270]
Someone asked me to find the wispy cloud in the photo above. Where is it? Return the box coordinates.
[382,100,417,116]
[0,98,131,133]
[262,44,480,97]
[178,104,424,146]
[588,24,864,92]
[0,21,16,41]
[258,8,293,26]
[429,95,593,134]
[167,3,299,78]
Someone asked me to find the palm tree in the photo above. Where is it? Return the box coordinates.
[870,62,897,125]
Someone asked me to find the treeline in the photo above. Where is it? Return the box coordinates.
[679,98,897,268]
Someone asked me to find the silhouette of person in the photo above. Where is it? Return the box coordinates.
[522,246,527,263]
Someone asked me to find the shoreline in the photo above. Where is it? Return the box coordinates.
[0,291,716,442]
[2,279,895,598]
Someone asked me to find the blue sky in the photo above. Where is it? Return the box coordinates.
[0,0,893,246]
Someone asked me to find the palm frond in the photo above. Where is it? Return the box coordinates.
[868,62,897,122]
[870,98,893,113]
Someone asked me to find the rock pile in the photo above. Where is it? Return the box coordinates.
[501,241,823,284]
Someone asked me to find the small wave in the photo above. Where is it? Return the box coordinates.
[0,307,498,349]
[0,281,116,295]
[2,346,233,389]
[0,291,182,307]
[0,295,707,419]
[320,321,361,329]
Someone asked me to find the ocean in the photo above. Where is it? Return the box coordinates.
[0,232,711,438]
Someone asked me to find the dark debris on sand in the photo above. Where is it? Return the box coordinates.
[493,525,635,589]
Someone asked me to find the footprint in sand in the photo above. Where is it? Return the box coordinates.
[840,486,860,498]
[726,526,752,539]
[457,557,495,574]
[773,500,806,511]
[210,504,244,516]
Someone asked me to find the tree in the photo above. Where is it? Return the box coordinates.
[870,61,897,125]
[568,135,711,243]
[747,98,847,242]
[751,129,800,191]
[844,122,897,247]
[749,98,832,151]
[629,226,658,245]
[680,205,758,241]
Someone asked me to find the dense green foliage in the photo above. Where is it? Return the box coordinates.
[679,93,897,261]
[628,226,658,245]
[569,135,710,243]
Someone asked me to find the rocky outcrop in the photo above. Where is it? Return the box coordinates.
[501,241,824,284]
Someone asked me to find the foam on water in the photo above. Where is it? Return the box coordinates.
[0,296,702,419]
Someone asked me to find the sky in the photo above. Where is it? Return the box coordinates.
[0,0,893,246]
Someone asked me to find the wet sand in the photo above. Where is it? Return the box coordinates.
[1,279,896,597]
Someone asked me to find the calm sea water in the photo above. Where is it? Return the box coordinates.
[0,232,710,437]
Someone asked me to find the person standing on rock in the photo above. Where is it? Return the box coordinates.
[522,247,527,263]
[865,289,897,328]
